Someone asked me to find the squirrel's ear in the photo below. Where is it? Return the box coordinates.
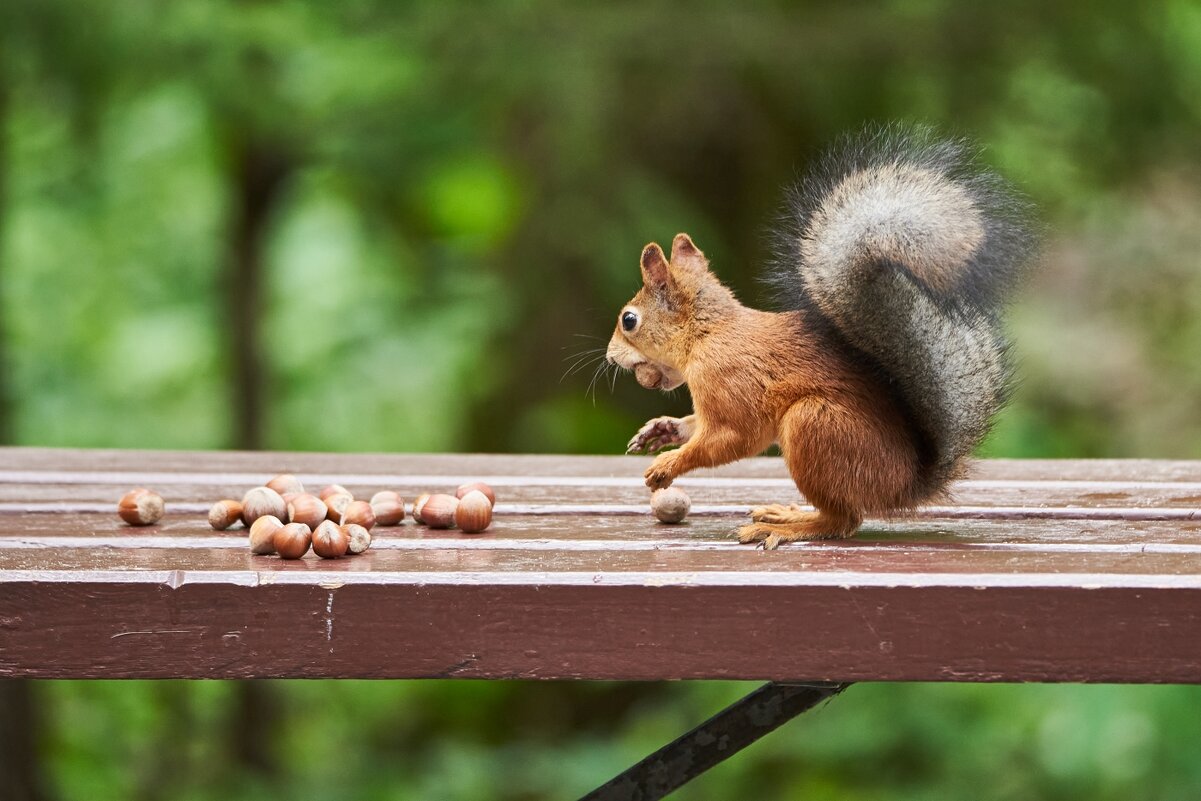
[640,242,672,290]
[671,233,708,272]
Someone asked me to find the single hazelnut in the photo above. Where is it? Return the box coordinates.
[241,486,287,526]
[421,494,459,529]
[249,515,284,555]
[311,520,348,559]
[651,487,690,524]
[454,490,492,533]
[411,493,432,524]
[266,473,305,497]
[273,522,312,559]
[208,499,243,530]
[634,363,665,389]
[324,492,354,522]
[340,500,376,530]
[455,482,496,507]
[319,484,352,502]
[343,523,372,555]
[370,491,405,525]
[286,493,328,529]
[118,488,165,526]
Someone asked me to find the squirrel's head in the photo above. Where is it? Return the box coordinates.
[606,233,736,391]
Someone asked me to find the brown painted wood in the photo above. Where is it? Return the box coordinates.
[4,580,1201,682]
[4,479,1201,514]
[2,447,1201,682]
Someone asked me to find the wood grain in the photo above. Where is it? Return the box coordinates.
[2,447,1201,681]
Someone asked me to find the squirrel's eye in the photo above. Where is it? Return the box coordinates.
[621,310,639,332]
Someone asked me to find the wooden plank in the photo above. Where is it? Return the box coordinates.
[3,510,1201,547]
[3,447,1201,483]
[8,540,1201,577]
[3,479,1201,513]
[1,449,1198,519]
[3,579,1201,681]
[2,447,1201,682]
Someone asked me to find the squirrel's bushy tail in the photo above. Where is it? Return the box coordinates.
[769,123,1037,493]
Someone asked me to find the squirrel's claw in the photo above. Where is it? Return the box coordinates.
[644,451,680,490]
[644,466,674,490]
[738,523,788,550]
[627,416,689,454]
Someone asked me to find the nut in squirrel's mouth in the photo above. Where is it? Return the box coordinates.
[633,362,685,391]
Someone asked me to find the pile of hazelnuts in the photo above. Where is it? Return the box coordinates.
[116,475,497,561]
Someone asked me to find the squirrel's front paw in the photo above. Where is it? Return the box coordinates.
[627,416,692,454]
[644,452,681,490]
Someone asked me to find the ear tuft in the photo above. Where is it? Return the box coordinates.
[671,233,706,269]
[640,242,671,289]
[671,233,699,257]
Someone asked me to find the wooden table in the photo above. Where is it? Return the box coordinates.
[4,447,1201,798]
[3,447,1200,683]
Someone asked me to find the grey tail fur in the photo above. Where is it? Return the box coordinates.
[766,123,1038,493]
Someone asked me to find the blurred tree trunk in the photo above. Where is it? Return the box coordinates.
[229,682,278,776]
[0,64,14,445]
[0,681,50,801]
[223,140,291,450]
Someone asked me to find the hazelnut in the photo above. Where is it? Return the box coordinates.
[340,500,376,530]
[311,520,348,559]
[411,493,432,524]
[455,482,496,507]
[241,486,287,526]
[273,523,312,559]
[343,523,372,555]
[249,515,284,555]
[421,494,459,529]
[324,492,354,522]
[651,487,690,524]
[370,491,405,525]
[208,499,243,530]
[454,490,492,533]
[634,363,664,389]
[118,488,165,526]
[286,493,328,529]
[266,473,305,497]
[319,484,352,502]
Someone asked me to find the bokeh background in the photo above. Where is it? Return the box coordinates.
[2,1,1201,799]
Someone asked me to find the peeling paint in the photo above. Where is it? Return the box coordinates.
[324,590,335,645]
[110,629,191,639]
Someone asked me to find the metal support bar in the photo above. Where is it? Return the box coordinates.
[579,681,850,801]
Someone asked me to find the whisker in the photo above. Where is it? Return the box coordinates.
[560,346,605,374]
[561,351,605,383]
[586,360,608,404]
[562,349,602,370]
[561,346,604,357]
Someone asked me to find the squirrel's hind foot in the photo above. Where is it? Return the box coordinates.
[737,523,807,550]
[738,510,860,549]
[750,503,808,524]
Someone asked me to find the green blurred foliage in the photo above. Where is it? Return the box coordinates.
[5,0,1198,457]
[32,681,1201,801]
[3,0,1201,799]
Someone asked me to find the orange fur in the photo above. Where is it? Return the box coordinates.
[607,234,932,547]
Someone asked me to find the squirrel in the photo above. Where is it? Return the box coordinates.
[606,124,1036,548]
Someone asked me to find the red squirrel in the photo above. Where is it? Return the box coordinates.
[606,125,1035,548]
